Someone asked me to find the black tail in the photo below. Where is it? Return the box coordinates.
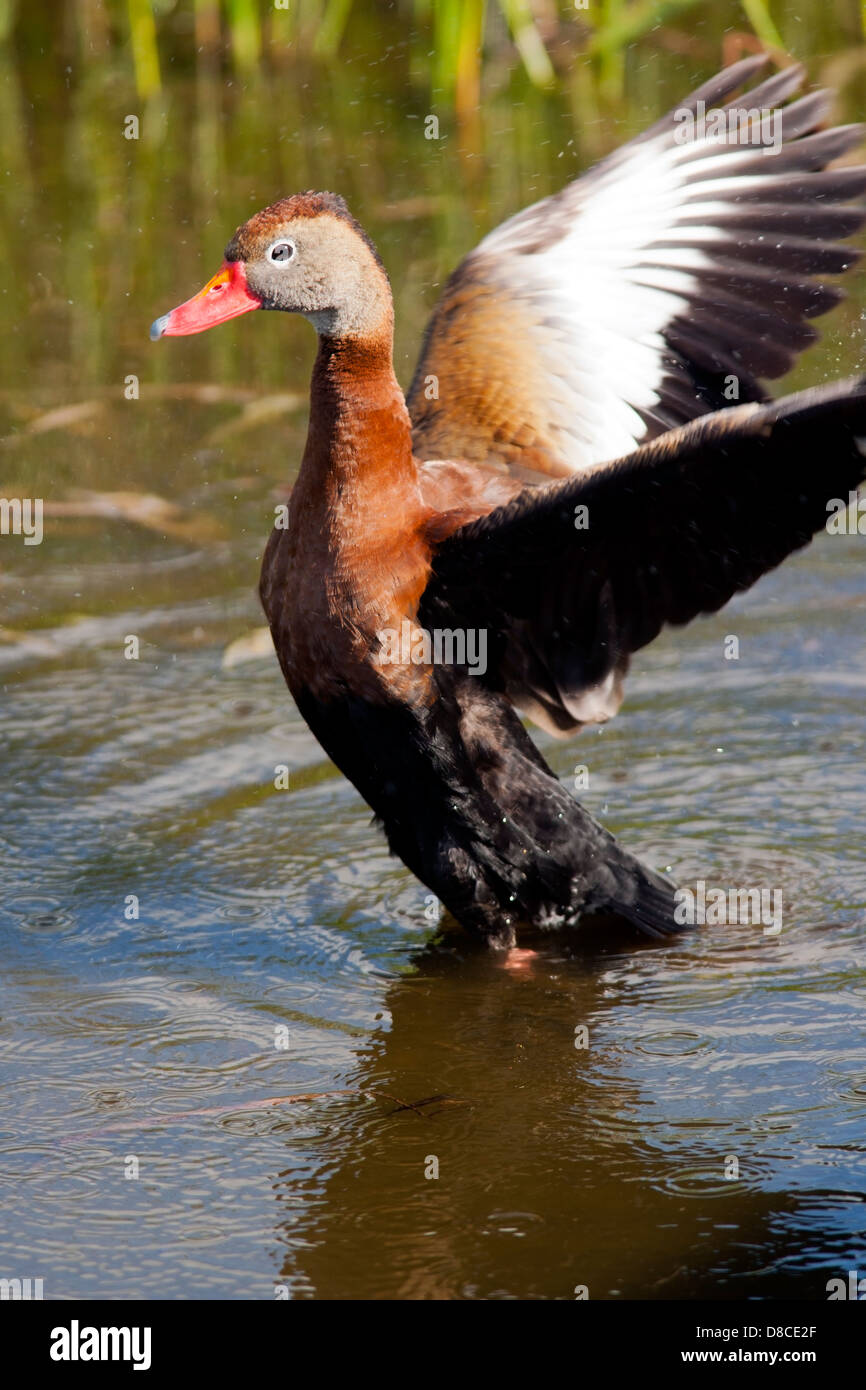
[585,844,685,941]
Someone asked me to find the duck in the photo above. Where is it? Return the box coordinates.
[152,56,866,950]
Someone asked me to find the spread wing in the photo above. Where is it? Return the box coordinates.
[407,58,866,481]
[418,380,866,735]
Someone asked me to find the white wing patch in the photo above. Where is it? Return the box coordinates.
[458,60,864,473]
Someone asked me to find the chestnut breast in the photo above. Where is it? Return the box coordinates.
[260,343,438,706]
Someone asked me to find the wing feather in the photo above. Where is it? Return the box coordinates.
[419,380,866,735]
[408,59,866,479]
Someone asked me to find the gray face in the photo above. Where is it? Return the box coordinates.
[235,215,389,339]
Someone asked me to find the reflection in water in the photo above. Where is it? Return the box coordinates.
[277,920,866,1300]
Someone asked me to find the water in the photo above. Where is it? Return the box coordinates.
[2,20,866,1299]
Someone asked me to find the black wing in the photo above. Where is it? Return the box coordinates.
[419,380,866,733]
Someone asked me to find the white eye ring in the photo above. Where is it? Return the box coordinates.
[266,239,296,265]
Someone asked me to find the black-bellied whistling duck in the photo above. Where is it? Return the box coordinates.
[152,58,866,950]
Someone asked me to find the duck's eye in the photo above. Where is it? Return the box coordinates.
[267,241,295,265]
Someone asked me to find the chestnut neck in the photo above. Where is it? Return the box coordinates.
[299,313,417,505]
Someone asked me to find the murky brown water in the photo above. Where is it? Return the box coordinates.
[1,13,866,1299]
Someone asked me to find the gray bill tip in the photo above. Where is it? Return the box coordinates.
[149,314,170,341]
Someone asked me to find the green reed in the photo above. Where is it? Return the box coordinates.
[0,0,801,112]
